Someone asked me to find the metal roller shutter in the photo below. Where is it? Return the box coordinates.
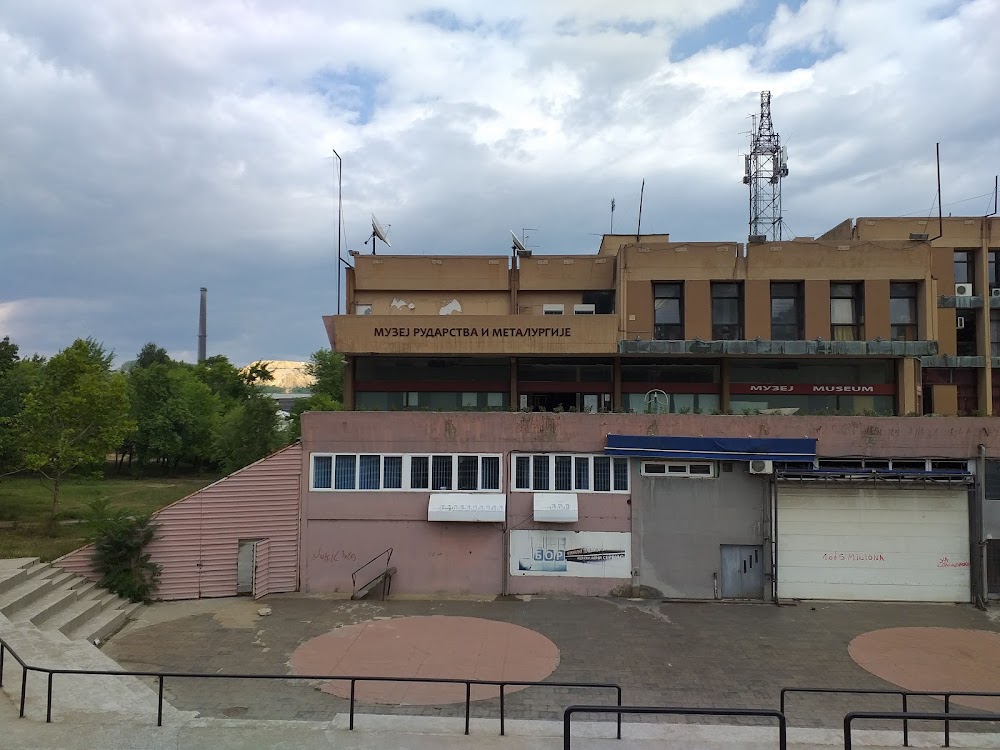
[777,485,970,602]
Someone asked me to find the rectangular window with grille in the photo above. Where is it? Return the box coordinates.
[653,282,684,340]
[334,455,356,490]
[509,453,629,493]
[313,455,333,489]
[310,453,502,491]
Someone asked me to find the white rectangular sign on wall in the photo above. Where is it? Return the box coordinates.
[509,530,631,578]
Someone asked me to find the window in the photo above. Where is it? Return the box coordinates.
[543,304,564,315]
[311,453,502,491]
[511,454,629,493]
[830,282,864,341]
[989,250,1000,288]
[992,311,1000,357]
[653,283,684,340]
[354,303,372,315]
[954,250,975,286]
[711,282,743,340]
[889,282,919,341]
[573,303,596,315]
[770,282,803,340]
[957,311,977,356]
[641,461,716,478]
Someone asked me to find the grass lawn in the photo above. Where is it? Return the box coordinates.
[0,466,223,561]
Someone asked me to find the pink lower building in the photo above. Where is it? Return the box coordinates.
[57,412,1000,604]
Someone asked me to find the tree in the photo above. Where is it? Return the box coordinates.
[285,393,341,442]
[0,336,18,373]
[18,339,133,532]
[135,342,171,369]
[212,393,283,474]
[195,355,272,405]
[305,349,344,402]
[0,355,44,474]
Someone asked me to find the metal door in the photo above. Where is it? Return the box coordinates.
[720,544,764,599]
[236,539,255,595]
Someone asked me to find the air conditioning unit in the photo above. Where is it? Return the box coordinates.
[957,316,966,330]
[991,288,1000,299]
[955,283,973,297]
[749,460,773,475]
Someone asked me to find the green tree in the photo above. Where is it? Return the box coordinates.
[0,355,45,474]
[17,339,134,532]
[305,349,344,402]
[135,342,171,369]
[212,393,283,474]
[195,355,273,405]
[285,393,341,442]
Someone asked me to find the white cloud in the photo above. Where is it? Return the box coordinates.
[0,0,997,362]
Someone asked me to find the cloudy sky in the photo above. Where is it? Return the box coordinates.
[1,0,998,366]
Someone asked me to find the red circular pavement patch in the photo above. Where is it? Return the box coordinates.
[290,615,560,705]
[849,627,1000,711]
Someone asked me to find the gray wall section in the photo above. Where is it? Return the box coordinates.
[985,461,1000,536]
[632,463,769,599]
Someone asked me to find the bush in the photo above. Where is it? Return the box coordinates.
[88,498,160,603]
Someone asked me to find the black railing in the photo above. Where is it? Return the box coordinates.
[0,635,620,734]
[351,547,392,599]
[844,711,1000,750]
[563,705,786,750]
[781,686,1000,747]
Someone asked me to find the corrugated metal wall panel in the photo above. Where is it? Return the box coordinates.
[54,443,302,601]
[254,539,271,599]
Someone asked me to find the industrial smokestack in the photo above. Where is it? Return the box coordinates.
[198,287,207,363]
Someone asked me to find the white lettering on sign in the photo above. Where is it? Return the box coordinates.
[372,326,573,339]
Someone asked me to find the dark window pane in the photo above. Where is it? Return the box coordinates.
[594,456,611,492]
[431,455,453,490]
[613,458,629,490]
[457,455,478,490]
[313,456,332,489]
[889,298,917,324]
[358,454,380,489]
[574,456,590,490]
[532,455,550,490]
[654,298,681,325]
[515,456,531,489]
[334,455,356,490]
[410,456,429,489]
[383,456,403,489]
[554,455,572,491]
[481,456,500,490]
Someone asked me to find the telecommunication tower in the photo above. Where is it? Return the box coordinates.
[743,91,789,242]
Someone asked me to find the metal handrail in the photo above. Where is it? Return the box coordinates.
[844,711,1000,750]
[351,547,392,597]
[781,686,1000,747]
[563,705,787,750]
[0,635,621,734]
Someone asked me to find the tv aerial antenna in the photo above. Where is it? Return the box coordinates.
[510,230,532,258]
[366,213,391,254]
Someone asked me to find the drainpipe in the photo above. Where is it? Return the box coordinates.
[977,444,988,608]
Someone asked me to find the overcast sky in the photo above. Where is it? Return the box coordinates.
[1,0,998,366]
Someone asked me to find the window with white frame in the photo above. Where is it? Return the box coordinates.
[640,461,716,478]
[511,454,629,492]
[311,453,502,491]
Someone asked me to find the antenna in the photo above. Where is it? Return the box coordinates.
[510,230,532,258]
[368,213,391,254]
[929,143,944,242]
[635,179,645,243]
[610,197,616,234]
[745,91,789,243]
[987,175,998,218]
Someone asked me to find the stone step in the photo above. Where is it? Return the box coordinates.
[68,601,143,644]
[8,578,94,627]
[0,570,75,617]
[0,558,41,595]
[44,593,112,637]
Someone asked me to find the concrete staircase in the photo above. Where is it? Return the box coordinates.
[0,558,140,643]
[0,558,195,724]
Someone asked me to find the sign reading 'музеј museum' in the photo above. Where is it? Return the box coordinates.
[373,325,573,338]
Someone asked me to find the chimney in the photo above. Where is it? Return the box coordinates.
[198,287,207,363]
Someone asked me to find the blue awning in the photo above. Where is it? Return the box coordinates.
[605,434,817,463]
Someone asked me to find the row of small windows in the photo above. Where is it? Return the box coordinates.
[310,453,629,492]
[312,454,502,491]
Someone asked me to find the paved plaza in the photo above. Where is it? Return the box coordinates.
[101,594,1000,733]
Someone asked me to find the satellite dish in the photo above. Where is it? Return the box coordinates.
[510,230,531,258]
[371,214,391,249]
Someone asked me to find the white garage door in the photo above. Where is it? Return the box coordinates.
[777,486,970,602]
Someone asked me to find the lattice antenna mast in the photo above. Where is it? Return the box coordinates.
[744,91,789,242]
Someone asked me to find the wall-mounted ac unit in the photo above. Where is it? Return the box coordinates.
[957,316,966,330]
[991,288,1000,299]
[749,460,773,475]
[955,283,973,297]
